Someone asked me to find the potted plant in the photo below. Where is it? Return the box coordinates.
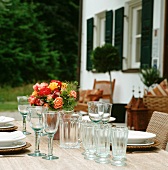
[140,67,160,90]
[91,43,121,98]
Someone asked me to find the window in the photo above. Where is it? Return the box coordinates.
[94,12,106,47]
[123,0,142,69]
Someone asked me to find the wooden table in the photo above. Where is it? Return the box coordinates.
[0,121,168,170]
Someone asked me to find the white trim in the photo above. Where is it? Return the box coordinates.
[123,0,142,70]
[94,11,106,48]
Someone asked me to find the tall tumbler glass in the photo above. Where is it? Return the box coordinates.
[82,122,97,160]
[42,111,60,160]
[27,106,48,157]
[17,96,31,135]
[94,123,111,164]
[88,101,104,123]
[111,126,128,166]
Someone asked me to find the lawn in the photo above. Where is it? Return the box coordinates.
[0,84,33,111]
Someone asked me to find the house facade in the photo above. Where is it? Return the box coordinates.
[78,0,168,104]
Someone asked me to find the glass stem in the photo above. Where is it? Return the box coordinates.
[22,115,27,133]
[48,134,54,156]
[34,131,41,153]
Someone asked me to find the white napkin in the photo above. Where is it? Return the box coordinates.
[0,116,5,122]
[0,131,25,140]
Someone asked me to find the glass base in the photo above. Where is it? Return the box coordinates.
[111,159,126,166]
[95,157,110,164]
[60,143,80,149]
[42,155,59,160]
[22,131,31,135]
[84,154,96,160]
[28,152,46,157]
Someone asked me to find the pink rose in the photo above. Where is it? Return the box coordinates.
[33,83,40,91]
[69,90,77,98]
[39,82,48,90]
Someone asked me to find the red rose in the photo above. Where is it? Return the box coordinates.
[52,89,61,99]
[39,87,51,96]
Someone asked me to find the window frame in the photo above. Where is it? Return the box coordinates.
[123,0,142,70]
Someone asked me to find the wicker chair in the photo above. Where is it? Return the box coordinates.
[146,111,168,150]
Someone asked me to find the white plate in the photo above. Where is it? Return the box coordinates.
[128,130,156,144]
[0,141,26,149]
[127,141,154,146]
[0,131,26,147]
[0,116,15,126]
[0,123,14,129]
[82,115,116,122]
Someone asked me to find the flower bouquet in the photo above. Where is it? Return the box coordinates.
[28,80,78,111]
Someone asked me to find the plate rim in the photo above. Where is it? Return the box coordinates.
[0,131,26,143]
[82,115,116,122]
[128,130,156,140]
[0,141,26,149]
[127,141,154,146]
[0,116,15,125]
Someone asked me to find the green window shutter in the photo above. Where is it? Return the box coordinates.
[105,10,113,44]
[86,18,94,71]
[114,7,124,69]
[140,0,154,68]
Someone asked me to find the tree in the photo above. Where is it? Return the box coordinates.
[0,0,60,86]
[91,43,121,98]
[33,0,79,81]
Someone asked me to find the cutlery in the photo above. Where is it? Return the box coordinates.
[0,154,25,157]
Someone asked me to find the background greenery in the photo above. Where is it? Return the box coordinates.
[0,0,79,111]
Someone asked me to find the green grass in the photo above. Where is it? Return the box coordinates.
[0,84,33,111]
[0,101,18,111]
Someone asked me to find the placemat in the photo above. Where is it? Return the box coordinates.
[0,142,31,154]
[0,126,18,132]
[127,140,160,151]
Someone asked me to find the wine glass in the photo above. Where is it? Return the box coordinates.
[17,96,31,135]
[42,111,60,160]
[88,101,105,123]
[27,106,48,157]
[102,103,112,123]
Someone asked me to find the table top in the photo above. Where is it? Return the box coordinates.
[0,121,168,170]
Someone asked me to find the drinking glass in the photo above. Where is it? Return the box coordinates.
[27,106,48,157]
[17,96,31,135]
[94,123,111,164]
[88,101,105,123]
[42,111,60,160]
[102,103,112,123]
[111,126,128,166]
[82,122,97,160]
[80,120,90,155]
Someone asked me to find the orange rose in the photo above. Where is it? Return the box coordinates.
[53,97,63,109]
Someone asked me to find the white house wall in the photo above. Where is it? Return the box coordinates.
[80,0,165,104]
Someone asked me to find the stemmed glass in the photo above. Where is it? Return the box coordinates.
[42,111,60,160]
[102,103,112,123]
[88,101,105,123]
[17,96,31,135]
[27,106,48,157]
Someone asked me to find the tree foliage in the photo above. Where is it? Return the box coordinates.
[91,44,121,74]
[0,0,79,87]
[34,0,79,81]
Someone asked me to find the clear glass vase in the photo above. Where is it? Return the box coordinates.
[59,110,81,149]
